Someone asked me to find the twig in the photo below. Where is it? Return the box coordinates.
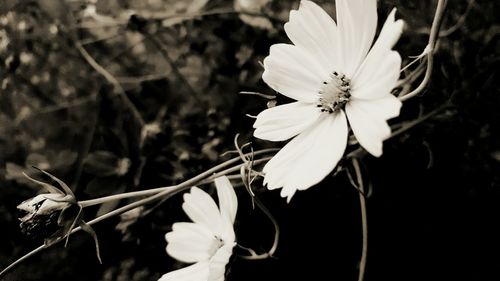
[75,42,145,127]
[440,0,475,37]
[133,7,282,23]
[346,102,449,160]
[71,95,99,189]
[143,31,202,102]
[80,31,125,45]
[389,103,449,140]
[35,96,96,115]
[399,0,448,102]
[116,73,170,84]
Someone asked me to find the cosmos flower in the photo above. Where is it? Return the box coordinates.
[253,0,405,201]
[160,176,238,281]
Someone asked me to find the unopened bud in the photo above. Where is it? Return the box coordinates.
[17,193,72,239]
[18,193,70,219]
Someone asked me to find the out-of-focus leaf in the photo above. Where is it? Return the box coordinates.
[83,151,130,177]
[201,137,221,161]
[95,182,127,217]
[491,151,500,163]
[234,0,273,30]
[85,177,122,197]
[25,153,51,170]
[5,162,27,181]
[161,0,209,27]
[178,55,210,93]
[115,206,144,235]
[235,45,254,67]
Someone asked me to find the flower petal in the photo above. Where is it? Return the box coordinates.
[336,0,377,77]
[214,176,237,242]
[214,176,238,224]
[165,222,219,263]
[182,187,222,236]
[262,43,327,103]
[346,95,402,157]
[352,8,404,99]
[284,0,340,71]
[158,261,210,281]
[263,112,348,202]
[253,102,321,141]
[208,244,235,281]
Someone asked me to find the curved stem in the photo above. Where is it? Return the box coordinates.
[0,245,45,279]
[239,196,280,260]
[399,0,447,101]
[352,158,368,281]
[79,148,278,207]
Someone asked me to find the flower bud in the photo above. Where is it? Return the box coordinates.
[18,193,70,219]
[17,193,71,239]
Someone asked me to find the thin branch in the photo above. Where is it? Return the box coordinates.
[75,42,145,126]
[440,0,475,37]
[71,94,99,189]
[116,73,169,84]
[35,96,96,115]
[134,7,282,23]
[142,31,202,102]
[389,103,449,140]
[347,102,449,160]
[80,31,126,45]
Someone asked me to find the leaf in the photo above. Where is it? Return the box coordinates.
[21,171,64,194]
[234,0,273,30]
[161,0,210,27]
[115,206,145,234]
[34,168,74,196]
[79,220,103,264]
[83,150,126,177]
[491,151,500,162]
[5,162,27,181]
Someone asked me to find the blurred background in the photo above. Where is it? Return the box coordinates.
[0,0,499,280]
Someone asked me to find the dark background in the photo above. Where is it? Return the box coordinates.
[1,0,499,280]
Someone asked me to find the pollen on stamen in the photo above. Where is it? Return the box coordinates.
[317,71,351,114]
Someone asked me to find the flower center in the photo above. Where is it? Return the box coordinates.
[317,71,351,113]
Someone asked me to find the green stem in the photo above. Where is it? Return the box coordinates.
[352,158,368,281]
[79,149,277,207]
[399,0,447,101]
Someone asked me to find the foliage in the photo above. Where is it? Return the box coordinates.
[1,0,499,280]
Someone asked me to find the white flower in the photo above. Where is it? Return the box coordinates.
[253,0,405,202]
[160,176,238,281]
